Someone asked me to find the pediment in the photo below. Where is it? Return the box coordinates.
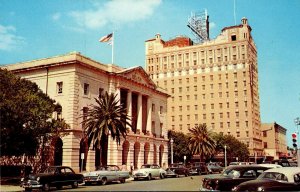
[118,67,156,88]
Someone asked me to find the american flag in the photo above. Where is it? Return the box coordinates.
[99,33,113,43]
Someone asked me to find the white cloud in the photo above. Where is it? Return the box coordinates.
[0,24,24,51]
[52,12,61,21]
[69,0,162,30]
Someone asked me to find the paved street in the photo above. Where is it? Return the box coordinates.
[64,175,203,191]
[0,175,205,191]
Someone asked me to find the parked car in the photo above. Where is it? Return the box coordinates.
[232,167,300,191]
[20,166,84,191]
[229,162,254,166]
[188,162,208,175]
[200,165,270,191]
[165,168,179,178]
[83,165,130,185]
[272,159,298,167]
[207,162,223,174]
[165,163,190,177]
[132,164,166,180]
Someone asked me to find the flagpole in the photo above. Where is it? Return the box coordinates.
[112,31,114,64]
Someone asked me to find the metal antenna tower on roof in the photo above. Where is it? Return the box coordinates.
[187,9,210,44]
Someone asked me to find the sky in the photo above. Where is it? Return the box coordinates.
[1,0,300,146]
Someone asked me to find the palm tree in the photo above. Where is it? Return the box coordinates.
[188,124,216,162]
[83,91,131,150]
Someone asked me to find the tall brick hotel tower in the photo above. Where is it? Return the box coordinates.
[145,17,262,156]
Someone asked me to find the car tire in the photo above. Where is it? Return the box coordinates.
[24,188,32,192]
[120,178,126,183]
[134,178,138,181]
[147,174,152,180]
[42,183,50,191]
[101,177,107,185]
[72,181,78,188]
[56,185,62,190]
[160,173,165,179]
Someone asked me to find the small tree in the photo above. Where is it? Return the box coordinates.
[168,130,192,163]
[211,133,249,162]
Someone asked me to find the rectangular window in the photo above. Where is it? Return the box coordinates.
[263,131,267,137]
[195,105,198,110]
[160,106,163,114]
[152,104,155,112]
[57,82,63,94]
[99,88,104,97]
[84,83,89,95]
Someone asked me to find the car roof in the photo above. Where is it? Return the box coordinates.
[265,167,300,175]
[226,165,269,170]
[258,164,282,168]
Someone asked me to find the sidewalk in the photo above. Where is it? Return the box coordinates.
[0,185,23,192]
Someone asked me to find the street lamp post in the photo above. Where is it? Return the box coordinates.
[295,117,300,167]
[224,145,227,168]
[170,138,174,164]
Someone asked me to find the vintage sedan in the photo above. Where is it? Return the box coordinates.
[200,165,270,191]
[165,163,190,177]
[188,162,208,175]
[207,162,223,174]
[83,165,130,185]
[232,167,300,191]
[132,164,166,180]
[20,166,84,191]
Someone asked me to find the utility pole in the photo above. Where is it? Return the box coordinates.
[295,117,300,167]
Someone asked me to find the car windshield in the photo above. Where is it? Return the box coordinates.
[222,169,241,178]
[141,165,151,169]
[258,172,288,182]
[43,167,57,174]
[96,166,109,171]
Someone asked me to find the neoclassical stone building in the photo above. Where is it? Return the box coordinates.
[4,52,169,172]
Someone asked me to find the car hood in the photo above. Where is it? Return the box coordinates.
[27,173,52,180]
[203,174,232,180]
[239,179,278,186]
[236,179,278,190]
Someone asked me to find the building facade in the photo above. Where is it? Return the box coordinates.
[145,18,262,156]
[4,52,169,172]
[261,122,288,159]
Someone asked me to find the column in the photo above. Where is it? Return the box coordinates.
[107,136,118,165]
[127,90,132,131]
[148,143,154,164]
[115,88,121,105]
[137,93,142,133]
[86,149,95,172]
[146,97,152,134]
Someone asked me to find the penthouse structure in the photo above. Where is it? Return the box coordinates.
[145,18,262,156]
